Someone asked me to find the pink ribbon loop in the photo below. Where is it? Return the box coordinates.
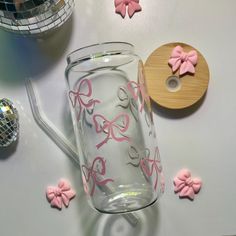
[173,169,202,200]
[127,81,150,113]
[93,113,130,149]
[168,45,198,75]
[140,147,162,191]
[69,79,100,119]
[82,157,114,196]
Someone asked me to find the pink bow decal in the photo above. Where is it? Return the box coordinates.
[46,179,76,210]
[69,79,100,119]
[117,86,139,121]
[160,172,165,194]
[173,169,202,200]
[115,0,142,18]
[82,157,114,196]
[127,144,150,167]
[93,113,130,149]
[127,81,150,113]
[168,45,198,75]
[140,147,162,191]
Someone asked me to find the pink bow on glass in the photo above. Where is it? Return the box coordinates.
[140,147,162,191]
[115,0,142,18]
[127,81,150,113]
[82,157,114,196]
[173,169,202,200]
[69,79,100,119]
[168,45,198,75]
[93,113,130,149]
[46,179,76,210]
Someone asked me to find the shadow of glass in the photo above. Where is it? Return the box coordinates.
[0,14,74,87]
[95,205,162,236]
[151,91,207,119]
[75,193,163,236]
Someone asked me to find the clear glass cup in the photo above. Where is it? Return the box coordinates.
[65,42,164,214]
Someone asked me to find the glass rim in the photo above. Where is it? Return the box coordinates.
[66,41,134,65]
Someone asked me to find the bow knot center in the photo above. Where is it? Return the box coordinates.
[185,177,193,186]
[54,188,62,196]
[124,0,131,5]
[180,52,188,62]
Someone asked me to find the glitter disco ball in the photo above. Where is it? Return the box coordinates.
[0,98,19,147]
[0,0,74,35]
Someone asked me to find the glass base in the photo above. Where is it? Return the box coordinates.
[95,190,158,214]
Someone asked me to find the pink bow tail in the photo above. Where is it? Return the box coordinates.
[140,159,159,191]
[128,2,142,18]
[50,196,63,209]
[90,177,114,196]
[115,2,126,18]
[179,185,195,200]
[179,60,195,75]
[61,190,76,207]
[168,58,181,72]
[96,133,110,149]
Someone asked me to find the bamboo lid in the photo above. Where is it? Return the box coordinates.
[144,42,210,109]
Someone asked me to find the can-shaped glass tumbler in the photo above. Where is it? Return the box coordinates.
[65,42,164,214]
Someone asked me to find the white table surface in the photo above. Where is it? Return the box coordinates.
[0,0,236,235]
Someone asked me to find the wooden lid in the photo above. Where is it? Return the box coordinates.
[144,42,210,109]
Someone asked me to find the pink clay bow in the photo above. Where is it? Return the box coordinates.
[168,45,198,75]
[93,113,130,149]
[82,157,114,196]
[69,79,100,119]
[127,81,150,113]
[115,0,142,18]
[140,147,162,191]
[173,169,202,200]
[46,179,76,210]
